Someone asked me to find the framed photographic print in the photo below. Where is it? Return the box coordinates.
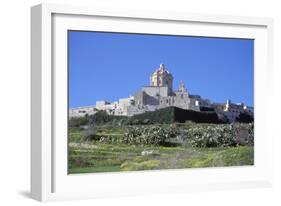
[31,3,274,201]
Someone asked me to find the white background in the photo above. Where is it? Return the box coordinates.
[0,0,280,205]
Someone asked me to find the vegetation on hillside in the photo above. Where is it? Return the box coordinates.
[68,107,254,174]
[68,121,254,173]
[69,141,254,173]
[69,106,229,128]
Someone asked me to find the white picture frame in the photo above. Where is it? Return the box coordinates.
[31,3,274,202]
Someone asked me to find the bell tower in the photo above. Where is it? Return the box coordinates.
[178,80,187,92]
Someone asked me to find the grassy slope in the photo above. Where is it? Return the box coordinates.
[68,124,254,174]
[68,143,253,174]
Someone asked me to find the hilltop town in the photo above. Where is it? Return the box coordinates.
[69,64,253,123]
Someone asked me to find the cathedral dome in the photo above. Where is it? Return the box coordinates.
[150,64,173,92]
[156,63,170,74]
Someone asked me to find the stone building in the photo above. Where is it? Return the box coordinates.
[132,64,202,114]
[69,105,97,118]
[69,63,254,122]
[212,100,254,122]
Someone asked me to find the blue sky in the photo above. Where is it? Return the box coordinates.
[68,31,254,108]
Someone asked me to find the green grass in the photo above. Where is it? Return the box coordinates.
[68,123,254,174]
[69,165,121,174]
[68,142,253,174]
[178,146,254,168]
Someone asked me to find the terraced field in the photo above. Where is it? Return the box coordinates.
[68,123,254,174]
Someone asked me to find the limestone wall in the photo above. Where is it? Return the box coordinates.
[142,86,169,97]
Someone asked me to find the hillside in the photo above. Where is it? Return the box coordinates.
[70,106,254,127]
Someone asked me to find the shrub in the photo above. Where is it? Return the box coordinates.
[69,116,89,127]
[88,110,112,125]
[88,111,128,126]
[185,123,254,148]
[121,125,177,145]
[73,121,254,148]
